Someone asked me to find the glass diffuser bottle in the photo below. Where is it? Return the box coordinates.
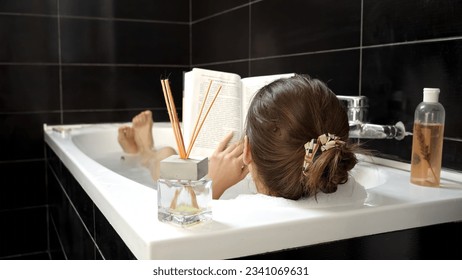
[410,88,445,187]
[157,155,212,225]
[157,79,221,226]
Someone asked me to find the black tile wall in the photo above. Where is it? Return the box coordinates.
[61,168,96,234]
[192,0,249,21]
[251,50,360,95]
[192,0,462,171]
[60,0,189,22]
[7,252,51,260]
[251,0,361,58]
[0,113,60,161]
[0,1,57,14]
[49,216,66,260]
[0,65,60,112]
[50,182,98,260]
[238,222,462,259]
[60,19,189,65]
[61,66,186,111]
[0,161,46,211]
[191,8,249,64]
[0,0,188,259]
[189,61,250,79]
[0,207,48,259]
[0,15,58,63]
[363,0,462,45]
[192,7,249,65]
[94,207,136,260]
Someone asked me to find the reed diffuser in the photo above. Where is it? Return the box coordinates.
[157,78,222,225]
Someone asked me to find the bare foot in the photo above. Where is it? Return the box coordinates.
[133,110,154,153]
[118,110,178,181]
[118,126,138,154]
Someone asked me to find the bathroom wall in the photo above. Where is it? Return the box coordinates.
[191,0,462,171]
[0,0,188,259]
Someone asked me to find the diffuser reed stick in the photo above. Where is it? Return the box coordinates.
[186,84,222,158]
[165,79,187,158]
[187,80,213,154]
[161,79,186,158]
[160,79,222,159]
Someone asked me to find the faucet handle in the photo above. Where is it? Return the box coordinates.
[336,95,369,124]
[336,95,368,109]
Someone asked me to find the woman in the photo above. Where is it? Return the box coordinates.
[209,74,359,199]
[119,75,359,200]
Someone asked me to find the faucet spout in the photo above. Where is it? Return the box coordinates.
[336,95,406,140]
[348,121,406,140]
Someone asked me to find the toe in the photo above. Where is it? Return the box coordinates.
[118,126,128,137]
[126,127,135,138]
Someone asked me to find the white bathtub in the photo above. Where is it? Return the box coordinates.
[44,123,462,259]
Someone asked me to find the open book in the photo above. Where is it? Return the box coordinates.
[182,68,294,158]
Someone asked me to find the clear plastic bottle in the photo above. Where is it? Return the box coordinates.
[410,88,445,186]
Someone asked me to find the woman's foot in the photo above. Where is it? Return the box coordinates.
[132,110,154,153]
[117,110,177,180]
[117,126,138,154]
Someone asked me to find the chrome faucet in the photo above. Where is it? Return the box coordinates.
[336,95,405,140]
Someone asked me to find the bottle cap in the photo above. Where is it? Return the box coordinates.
[423,88,440,103]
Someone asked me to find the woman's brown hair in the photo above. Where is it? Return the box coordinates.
[245,74,358,199]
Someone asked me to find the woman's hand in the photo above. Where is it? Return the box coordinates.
[208,132,249,199]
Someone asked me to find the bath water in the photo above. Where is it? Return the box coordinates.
[93,152,157,188]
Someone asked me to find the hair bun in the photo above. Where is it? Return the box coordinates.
[304,143,358,196]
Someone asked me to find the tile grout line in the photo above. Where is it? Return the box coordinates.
[358,0,364,96]
[248,2,252,76]
[0,12,188,25]
[189,0,193,68]
[93,203,105,259]
[57,0,63,124]
[0,62,190,67]
[44,149,51,258]
[49,214,68,260]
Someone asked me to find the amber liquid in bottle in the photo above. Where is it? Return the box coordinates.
[410,122,444,186]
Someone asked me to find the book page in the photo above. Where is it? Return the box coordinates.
[241,73,295,127]
[183,68,243,158]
